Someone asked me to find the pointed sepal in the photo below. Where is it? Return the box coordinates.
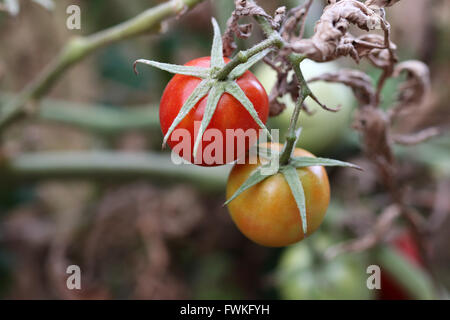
[224,162,274,205]
[281,165,308,235]
[229,48,272,79]
[192,81,226,159]
[162,79,213,147]
[210,18,225,69]
[133,59,209,78]
[290,157,362,170]
[225,81,272,140]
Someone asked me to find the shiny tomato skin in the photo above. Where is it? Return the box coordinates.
[226,143,330,247]
[159,57,269,166]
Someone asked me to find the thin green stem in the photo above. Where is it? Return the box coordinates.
[215,35,282,80]
[251,15,313,166]
[0,0,205,134]
[279,54,308,165]
[0,94,160,134]
[254,15,276,37]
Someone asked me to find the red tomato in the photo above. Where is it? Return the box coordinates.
[378,232,423,300]
[159,57,269,166]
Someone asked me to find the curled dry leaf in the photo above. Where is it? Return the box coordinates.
[354,34,397,68]
[352,105,394,164]
[280,0,313,41]
[290,0,384,62]
[393,60,431,108]
[325,204,401,259]
[268,95,286,117]
[267,68,302,116]
[392,127,441,146]
[273,6,286,31]
[222,0,276,57]
[365,0,402,8]
[308,69,376,106]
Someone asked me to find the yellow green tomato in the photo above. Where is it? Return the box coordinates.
[226,143,330,247]
[254,60,355,155]
[276,234,373,300]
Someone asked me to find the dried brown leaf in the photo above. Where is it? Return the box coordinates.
[222,0,276,57]
[366,0,402,8]
[355,34,397,69]
[392,127,441,146]
[281,0,313,41]
[290,0,384,62]
[394,60,431,107]
[325,204,401,259]
[308,69,376,106]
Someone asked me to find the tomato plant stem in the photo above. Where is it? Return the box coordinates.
[4,94,161,134]
[279,55,310,165]
[215,35,282,81]
[252,15,313,166]
[1,151,228,192]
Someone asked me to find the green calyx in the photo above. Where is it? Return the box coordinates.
[225,131,361,236]
[133,17,273,160]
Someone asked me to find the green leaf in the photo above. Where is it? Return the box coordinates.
[210,18,225,69]
[133,59,209,78]
[162,79,213,147]
[290,157,362,170]
[225,81,272,140]
[229,48,272,79]
[281,166,308,235]
[193,82,225,159]
[224,162,274,205]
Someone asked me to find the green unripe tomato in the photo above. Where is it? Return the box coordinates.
[255,60,355,155]
[276,234,373,300]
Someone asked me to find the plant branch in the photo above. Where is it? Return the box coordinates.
[215,35,282,80]
[253,13,308,165]
[1,151,228,192]
[253,14,321,165]
[0,0,205,134]
[0,94,160,134]
[297,0,314,40]
[279,54,307,165]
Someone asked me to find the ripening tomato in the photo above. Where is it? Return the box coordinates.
[226,143,330,247]
[159,57,269,166]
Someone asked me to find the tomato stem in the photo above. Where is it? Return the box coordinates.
[3,151,228,192]
[215,35,282,81]
[251,15,314,166]
[279,54,310,166]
